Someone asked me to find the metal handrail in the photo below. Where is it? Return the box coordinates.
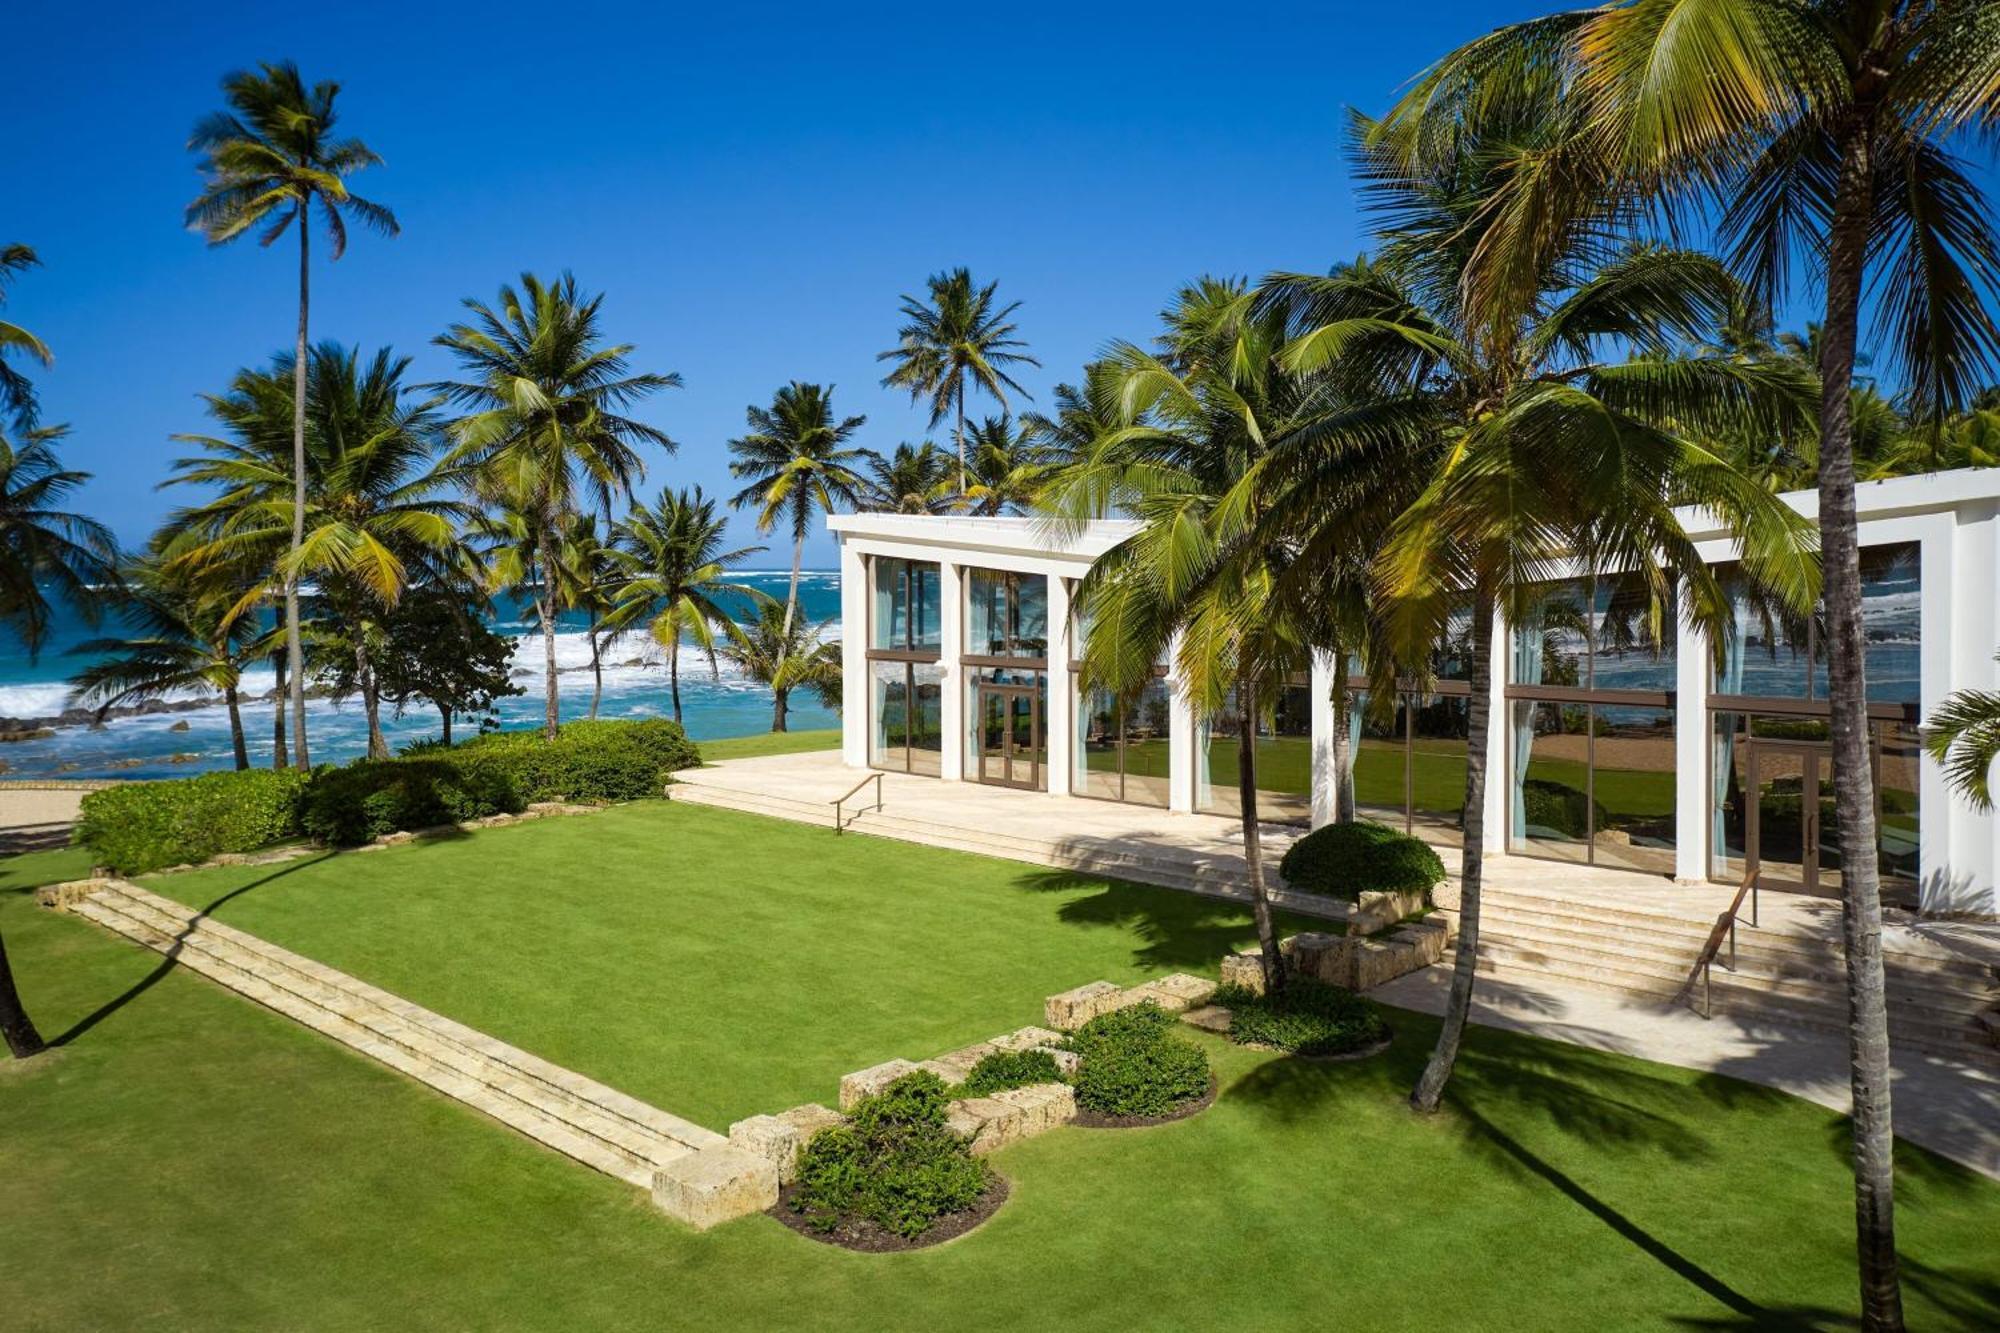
[1676,868,1760,1019]
[830,772,883,834]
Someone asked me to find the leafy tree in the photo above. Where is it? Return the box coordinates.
[725,380,867,640]
[428,272,678,738]
[878,268,1039,488]
[605,486,763,724]
[718,597,841,733]
[320,584,520,745]
[186,60,397,767]
[1387,9,2000,1319]
[858,441,954,514]
[67,557,273,770]
[0,243,52,429]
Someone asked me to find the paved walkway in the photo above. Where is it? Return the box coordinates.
[1373,966,2000,1181]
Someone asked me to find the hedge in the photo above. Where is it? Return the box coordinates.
[791,1071,992,1239]
[1277,819,1446,901]
[301,757,526,846]
[954,1049,1063,1097]
[73,768,312,874]
[449,718,701,803]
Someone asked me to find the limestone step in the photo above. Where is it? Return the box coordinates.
[71,884,711,1188]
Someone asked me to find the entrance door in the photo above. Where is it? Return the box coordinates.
[1745,742,1833,894]
[977,684,1041,789]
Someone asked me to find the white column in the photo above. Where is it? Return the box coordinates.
[1675,613,1710,884]
[839,541,868,769]
[1168,631,1197,813]
[1309,649,1336,828]
[1044,575,1072,796]
[938,560,965,782]
[1941,505,1994,915]
[1483,604,1507,854]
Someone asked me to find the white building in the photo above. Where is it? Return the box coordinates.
[832,468,2000,920]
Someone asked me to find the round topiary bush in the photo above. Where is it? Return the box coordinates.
[1212,978,1391,1056]
[1277,819,1446,901]
[790,1071,994,1242]
[1066,1003,1212,1120]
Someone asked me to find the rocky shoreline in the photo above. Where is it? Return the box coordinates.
[0,687,323,741]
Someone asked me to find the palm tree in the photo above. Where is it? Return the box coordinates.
[858,441,954,515]
[550,515,616,720]
[429,272,679,738]
[878,268,1040,489]
[718,597,841,733]
[1260,102,1819,1118]
[163,345,468,760]
[0,244,52,429]
[605,487,764,724]
[1924,661,2000,811]
[1045,280,1336,994]
[1019,364,1124,473]
[725,381,867,640]
[186,61,397,769]
[957,415,1057,516]
[0,423,116,1060]
[67,558,273,770]
[1385,12,2000,1320]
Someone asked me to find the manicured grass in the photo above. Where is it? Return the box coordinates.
[4,837,1995,1329]
[134,800,1311,1128]
[695,728,840,763]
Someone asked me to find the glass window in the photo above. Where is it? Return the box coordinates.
[1509,699,1590,863]
[1877,718,1919,888]
[1861,544,1920,705]
[1198,683,1311,825]
[1593,574,1677,691]
[1074,676,1173,807]
[1350,689,1409,828]
[1590,703,1677,875]
[1433,601,1478,682]
[870,557,941,652]
[1410,693,1468,845]
[869,660,911,770]
[909,662,943,776]
[967,569,1048,658]
[1075,680,1123,801]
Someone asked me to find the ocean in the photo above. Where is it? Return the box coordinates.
[0,571,842,780]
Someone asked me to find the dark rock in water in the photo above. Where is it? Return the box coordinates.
[0,727,55,742]
[138,700,171,715]
[169,720,192,732]
[104,757,146,770]
[167,752,201,764]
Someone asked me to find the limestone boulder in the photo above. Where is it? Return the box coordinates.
[838,1058,919,1110]
[1219,951,1267,995]
[727,1103,844,1184]
[1129,972,1217,1013]
[1045,981,1122,1030]
[1351,887,1429,936]
[651,1145,779,1230]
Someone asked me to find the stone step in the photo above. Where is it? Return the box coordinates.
[72,886,706,1188]
[1473,913,1996,1019]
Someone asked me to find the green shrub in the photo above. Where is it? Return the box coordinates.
[453,718,700,803]
[1212,978,1390,1056]
[791,1072,991,1239]
[73,768,312,874]
[1521,777,1604,840]
[955,1049,1063,1097]
[301,758,524,846]
[1278,819,1446,901]
[1066,1002,1211,1118]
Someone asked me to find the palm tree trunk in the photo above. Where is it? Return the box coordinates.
[1823,110,1903,1333]
[1237,681,1283,995]
[1332,652,1356,824]
[271,648,288,769]
[538,535,560,741]
[287,207,311,769]
[225,684,248,771]
[588,620,603,721]
[782,534,803,642]
[1411,580,1493,1114]
[954,385,967,493]
[357,637,388,760]
[0,928,45,1059]
[669,635,683,725]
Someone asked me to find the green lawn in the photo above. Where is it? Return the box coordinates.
[695,727,840,763]
[4,815,1997,1329]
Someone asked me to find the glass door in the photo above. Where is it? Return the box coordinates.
[977,684,1042,789]
[1746,742,1827,894]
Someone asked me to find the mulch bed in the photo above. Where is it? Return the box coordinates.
[768,1173,1011,1253]
[1238,1030,1396,1063]
[1071,1073,1219,1129]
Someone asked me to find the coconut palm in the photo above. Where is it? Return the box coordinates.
[718,596,841,733]
[0,422,116,1060]
[957,415,1057,516]
[725,381,867,639]
[605,487,764,723]
[1925,661,2000,811]
[1382,14,2000,1318]
[186,61,397,768]
[858,442,954,515]
[0,244,52,429]
[1260,101,1819,1117]
[550,515,616,720]
[878,268,1040,489]
[428,272,679,738]
[1019,365,1125,476]
[67,557,273,770]
[163,345,469,760]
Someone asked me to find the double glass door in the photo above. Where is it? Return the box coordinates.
[1745,741,1838,895]
[978,684,1043,789]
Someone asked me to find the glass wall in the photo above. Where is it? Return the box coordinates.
[865,556,943,775]
[871,557,941,652]
[967,570,1047,658]
[1073,675,1173,807]
[1198,681,1312,824]
[967,666,1047,788]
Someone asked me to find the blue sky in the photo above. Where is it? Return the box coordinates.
[6,1,1622,564]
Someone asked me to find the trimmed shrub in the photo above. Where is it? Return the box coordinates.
[453,718,700,803]
[73,768,312,874]
[1212,978,1390,1056]
[1278,819,1446,901]
[1066,1002,1211,1118]
[1521,777,1603,840]
[301,758,524,846]
[955,1049,1063,1097]
[792,1071,991,1239]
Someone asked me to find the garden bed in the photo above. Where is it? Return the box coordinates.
[1073,1073,1218,1129]
[769,1175,1010,1252]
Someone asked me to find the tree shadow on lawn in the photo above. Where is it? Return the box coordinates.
[1010,867,1326,972]
[49,854,332,1049]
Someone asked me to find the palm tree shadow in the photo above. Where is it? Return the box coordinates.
[1012,866,1323,971]
[52,854,331,1048]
